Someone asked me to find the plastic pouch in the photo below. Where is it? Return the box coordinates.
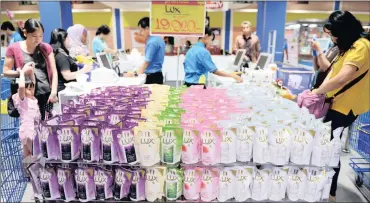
[218,167,236,202]
[28,163,43,199]
[200,168,220,202]
[39,125,61,160]
[145,167,166,202]
[80,122,101,162]
[136,126,161,167]
[183,167,203,200]
[101,126,120,164]
[94,166,114,200]
[129,169,146,201]
[113,127,138,164]
[161,124,183,165]
[234,166,254,201]
[75,166,95,202]
[200,125,222,165]
[113,167,132,200]
[165,168,184,200]
[236,125,254,162]
[251,168,270,201]
[181,125,201,164]
[57,164,76,202]
[40,165,60,200]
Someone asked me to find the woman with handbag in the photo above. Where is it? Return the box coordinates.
[310,11,370,201]
[3,19,58,120]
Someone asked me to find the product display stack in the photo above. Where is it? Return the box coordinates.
[25,82,338,202]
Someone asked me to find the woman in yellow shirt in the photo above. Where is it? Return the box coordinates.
[312,11,370,201]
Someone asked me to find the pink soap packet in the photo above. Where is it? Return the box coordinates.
[200,168,220,202]
[183,167,203,200]
[200,124,222,165]
[181,124,201,164]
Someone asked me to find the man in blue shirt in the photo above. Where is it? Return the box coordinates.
[125,17,165,84]
[1,21,23,45]
[184,27,243,87]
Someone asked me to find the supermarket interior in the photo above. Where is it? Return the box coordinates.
[0,0,370,202]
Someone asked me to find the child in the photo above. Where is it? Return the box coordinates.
[13,62,41,157]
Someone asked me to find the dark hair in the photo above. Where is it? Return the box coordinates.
[1,21,15,31]
[199,27,214,40]
[186,40,192,47]
[18,19,46,72]
[18,18,44,40]
[96,25,110,36]
[138,17,150,29]
[324,11,367,53]
[50,28,69,54]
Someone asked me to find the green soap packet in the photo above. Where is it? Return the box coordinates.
[161,125,183,164]
[158,113,182,125]
[165,168,184,200]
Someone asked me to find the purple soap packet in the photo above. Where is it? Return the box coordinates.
[55,125,81,162]
[94,166,114,200]
[39,125,61,160]
[60,113,87,122]
[57,164,77,202]
[113,128,138,164]
[80,122,101,162]
[88,115,107,122]
[129,169,146,201]
[40,165,60,200]
[101,126,120,164]
[28,163,43,199]
[106,113,126,126]
[114,167,133,200]
[75,166,96,202]
[32,129,42,158]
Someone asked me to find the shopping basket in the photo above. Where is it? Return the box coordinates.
[0,75,26,203]
[350,111,370,153]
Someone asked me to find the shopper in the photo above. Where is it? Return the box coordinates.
[50,28,92,92]
[1,21,23,45]
[311,11,370,201]
[183,27,243,87]
[3,19,58,120]
[66,24,90,58]
[233,21,261,62]
[164,36,174,54]
[12,63,40,157]
[92,25,116,56]
[125,17,166,84]
[311,41,339,89]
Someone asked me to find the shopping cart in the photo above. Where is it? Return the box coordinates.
[349,111,370,201]
[0,75,27,203]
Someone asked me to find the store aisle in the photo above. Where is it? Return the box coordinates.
[20,150,368,202]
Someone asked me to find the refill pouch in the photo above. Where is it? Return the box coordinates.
[287,167,307,201]
[80,122,101,162]
[57,164,76,202]
[33,127,42,158]
[165,168,184,200]
[321,169,336,201]
[56,126,80,162]
[75,166,96,202]
[253,125,269,164]
[145,167,166,202]
[40,165,60,200]
[136,127,161,167]
[311,126,332,167]
[268,125,291,165]
[181,125,201,164]
[236,125,254,162]
[269,167,289,201]
[251,168,270,201]
[161,124,183,165]
[129,169,146,201]
[101,125,120,164]
[200,168,220,202]
[39,125,61,160]
[200,125,221,165]
[234,166,254,202]
[94,166,114,200]
[218,167,236,202]
[219,122,237,164]
[28,163,43,199]
[114,127,138,164]
[183,167,203,200]
[304,169,325,202]
[114,167,132,200]
[329,129,342,167]
[290,125,314,165]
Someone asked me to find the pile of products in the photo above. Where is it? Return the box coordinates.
[27,84,336,202]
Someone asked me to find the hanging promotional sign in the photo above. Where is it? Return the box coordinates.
[150,1,206,37]
[206,0,223,9]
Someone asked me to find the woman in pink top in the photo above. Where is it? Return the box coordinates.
[13,62,41,157]
[3,19,58,120]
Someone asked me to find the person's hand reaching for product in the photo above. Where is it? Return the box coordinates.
[233,75,243,83]
[124,72,134,77]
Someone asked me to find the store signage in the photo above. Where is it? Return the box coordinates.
[150,1,206,37]
[206,1,223,9]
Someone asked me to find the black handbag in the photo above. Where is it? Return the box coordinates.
[7,79,20,117]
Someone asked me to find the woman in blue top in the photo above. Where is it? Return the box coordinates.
[183,27,243,87]
[1,21,23,45]
[92,25,116,56]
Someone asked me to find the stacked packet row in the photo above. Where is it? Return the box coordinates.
[179,85,339,167]
[29,163,334,203]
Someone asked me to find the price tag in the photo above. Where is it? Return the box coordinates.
[150,1,206,37]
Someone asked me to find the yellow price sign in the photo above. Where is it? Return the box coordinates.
[150,1,206,36]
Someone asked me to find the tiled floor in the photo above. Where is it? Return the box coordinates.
[21,132,368,202]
